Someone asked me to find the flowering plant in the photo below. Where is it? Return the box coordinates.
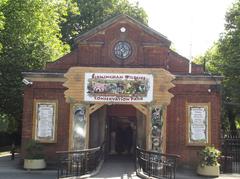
[199,146,221,167]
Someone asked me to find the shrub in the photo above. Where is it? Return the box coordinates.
[199,146,221,167]
[24,140,44,159]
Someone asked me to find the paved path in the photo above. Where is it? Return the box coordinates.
[91,155,240,179]
[0,154,56,179]
[0,154,240,179]
[91,155,138,179]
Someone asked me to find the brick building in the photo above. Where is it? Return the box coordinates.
[21,15,222,166]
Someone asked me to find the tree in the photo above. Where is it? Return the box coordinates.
[218,0,240,132]
[0,0,7,51]
[0,0,75,134]
[0,0,147,136]
[194,0,240,132]
[61,0,148,48]
[194,43,222,75]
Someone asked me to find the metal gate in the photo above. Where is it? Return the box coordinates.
[221,131,240,173]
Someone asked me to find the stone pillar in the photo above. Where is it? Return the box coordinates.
[150,105,165,153]
[71,104,89,150]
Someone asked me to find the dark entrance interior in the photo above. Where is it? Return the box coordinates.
[89,104,146,157]
[107,105,137,156]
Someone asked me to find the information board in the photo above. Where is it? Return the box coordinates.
[186,103,210,145]
[33,100,57,143]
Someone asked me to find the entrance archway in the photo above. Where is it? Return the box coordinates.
[64,67,175,153]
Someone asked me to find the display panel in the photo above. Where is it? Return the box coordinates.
[84,73,153,103]
[33,100,58,143]
[186,103,211,146]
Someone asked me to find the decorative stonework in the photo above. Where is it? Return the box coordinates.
[151,106,164,152]
[113,41,132,60]
[109,39,136,64]
[72,105,86,150]
[64,67,175,151]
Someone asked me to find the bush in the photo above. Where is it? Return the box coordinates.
[199,146,221,167]
[24,140,44,159]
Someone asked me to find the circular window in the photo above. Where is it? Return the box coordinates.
[113,41,132,60]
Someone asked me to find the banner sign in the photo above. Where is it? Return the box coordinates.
[84,73,153,103]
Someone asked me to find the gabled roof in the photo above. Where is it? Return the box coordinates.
[74,14,171,46]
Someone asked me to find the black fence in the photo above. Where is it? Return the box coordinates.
[0,132,21,147]
[136,147,180,179]
[221,130,240,173]
[56,143,105,179]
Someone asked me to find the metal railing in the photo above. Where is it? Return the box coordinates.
[221,131,240,173]
[56,143,105,179]
[136,147,180,179]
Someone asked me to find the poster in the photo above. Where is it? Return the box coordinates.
[187,104,210,145]
[37,104,54,138]
[84,73,153,103]
[34,100,57,142]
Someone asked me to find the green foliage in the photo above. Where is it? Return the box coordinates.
[61,0,148,47]
[0,0,8,51]
[24,140,44,159]
[194,0,240,131]
[1,0,70,64]
[236,115,240,128]
[0,113,18,133]
[199,146,221,167]
[193,43,222,74]
[0,0,73,134]
[219,1,240,104]
[0,0,147,134]
[0,0,7,30]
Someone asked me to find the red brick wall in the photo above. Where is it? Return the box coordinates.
[22,82,221,166]
[22,18,221,167]
[167,84,221,166]
[21,82,70,162]
[46,20,203,74]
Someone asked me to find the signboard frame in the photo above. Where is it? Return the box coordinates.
[32,100,58,143]
[84,73,154,103]
[186,103,211,146]
[64,67,175,105]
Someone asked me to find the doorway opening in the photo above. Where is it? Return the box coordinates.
[107,105,139,157]
[89,104,146,159]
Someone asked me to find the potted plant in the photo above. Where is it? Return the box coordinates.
[23,139,46,170]
[197,146,221,177]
